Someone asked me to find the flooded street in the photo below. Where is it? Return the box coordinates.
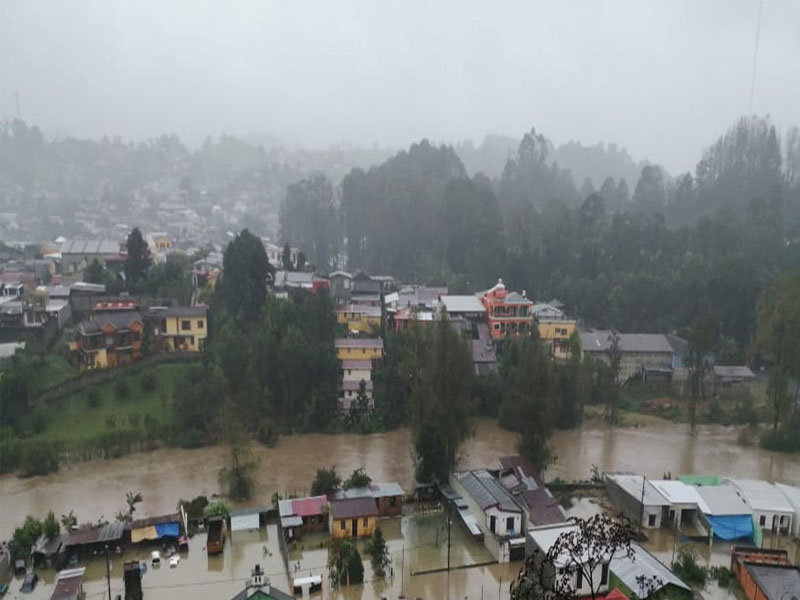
[1,419,799,600]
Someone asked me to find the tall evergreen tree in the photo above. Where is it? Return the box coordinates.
[124,227,151,291]
[219,229,273,320]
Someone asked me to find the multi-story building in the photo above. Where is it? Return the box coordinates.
[478,279,533,339]
[69,311,144,370]
[335,338,383,361]
[148,306,208,352]
[532,302,577,360]
[337,305,381,334]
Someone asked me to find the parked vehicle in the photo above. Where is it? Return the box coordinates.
[150,551,161,567]
[206,516,226,555]
[20,573,38,593]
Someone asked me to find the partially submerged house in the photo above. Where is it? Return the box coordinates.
[649,479,704,529]
[329,497,378,540]
[730,547,800,600]
[604,474,669,529]
[775,483,800,536]
[453,469,525,562]
[278,495,328,540]
[725,479,794,534]
[609,544,691,600]
[62,522,126,560]
[335,482,405,517]
[128,513,183,545]
[694,484,753,542]
[49,567,86,600]
[526,523,611,598]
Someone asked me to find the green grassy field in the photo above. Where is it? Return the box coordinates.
[29,362,193,443]
[31,353,76,391]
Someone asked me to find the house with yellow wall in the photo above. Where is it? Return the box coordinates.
[329,497,378,540]
[149,306,208,352]
[335,338,383,361]
[69,311,143,371]
[538,319,577,359]
[532,302,577,360]
[336,305,381,334]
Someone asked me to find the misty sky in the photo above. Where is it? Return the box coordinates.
[1,0,798,173]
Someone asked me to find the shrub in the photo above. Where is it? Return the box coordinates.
[115,378,129,401]
[141,371,157,393]
[673,546,707,585]
[256,417,279,447]
[760,419,800,453]
[735,396,759,426]
[31,410,47,435]
[20,445,60,477]
[128,413,141,428]
[86,388,101,409]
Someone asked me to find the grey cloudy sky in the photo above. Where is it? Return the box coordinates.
[1,0,798,173]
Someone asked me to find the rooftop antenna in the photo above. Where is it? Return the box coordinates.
[748,0,763,114]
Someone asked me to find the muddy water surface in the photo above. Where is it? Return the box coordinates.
[1,419,799,600]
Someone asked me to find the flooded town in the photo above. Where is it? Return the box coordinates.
[2,2,800,600]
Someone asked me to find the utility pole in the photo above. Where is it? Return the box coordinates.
[104,544,112,600]
[447,498,452,571]
[639,475,647,532]
[400,543,405,598]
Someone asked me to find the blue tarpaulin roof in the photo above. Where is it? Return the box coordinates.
[707,515,753,540]
[154,522,180,538]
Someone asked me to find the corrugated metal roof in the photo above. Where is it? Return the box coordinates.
[725,479,794,513]
[64,522,125,547]
[650,480,708,511]
[581,331,680,354]
[335,338,384,349]
[61,240,120,255]
[50,568,86,600]
[458,470,522,513]
[775,483,800,512]
[695,484,752,516]
[336,482,405,500]
[746,564,800,600]
[606,474,669,507]
[611,544,690,595]
[292,496,328,517]
[329,497,378,520]
[519,488,568,526]
[440,295,485,314]
[713,365,755,379]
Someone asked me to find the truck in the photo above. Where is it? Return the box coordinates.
[206,515,226,555]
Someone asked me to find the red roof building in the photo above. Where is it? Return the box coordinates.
[478,279,533,339]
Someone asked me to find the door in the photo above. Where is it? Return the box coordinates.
[489,515,496,533]
[351,519,358,538]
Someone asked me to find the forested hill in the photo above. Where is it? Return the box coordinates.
[281,115,800,353]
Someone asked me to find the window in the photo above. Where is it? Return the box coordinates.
[340,521,346,531]
[759,515,766,526]
[197,320,204,329]
[648,514,657,527]
[601,563,609,585]
[506,517,514,532]
[493,323,501,331]
[363,518,368,526]
[181,320,190,331]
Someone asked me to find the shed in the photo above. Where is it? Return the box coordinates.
[128,513,182,543]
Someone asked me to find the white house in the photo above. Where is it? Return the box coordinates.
[526,523,611,598]
[775,483,800,536]
[453,470,525,563]
[605,473,669,529]
[341,359,372,383]
[650,479,705,529]
[726,479,794,534]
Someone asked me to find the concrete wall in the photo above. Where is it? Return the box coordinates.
[485,506,522,536]
[330,515,376,540]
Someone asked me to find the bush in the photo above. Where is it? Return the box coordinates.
[30,410,47,435]
[760,419,800,453]
[141,371,157,392]
[735,396,759,426]
[128,413,141,428]
[256,417,279,447]
[86,388,101,409]
[673,546,707,585]
[20,445,60,477]
[176,428,204,448]
[115,378,129,401]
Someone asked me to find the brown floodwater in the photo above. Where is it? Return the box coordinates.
[1,419,799,600]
